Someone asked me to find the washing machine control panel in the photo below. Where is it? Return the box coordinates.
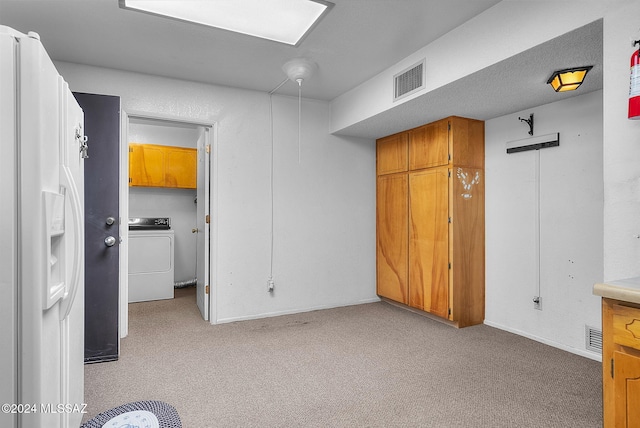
[128,217,171,230]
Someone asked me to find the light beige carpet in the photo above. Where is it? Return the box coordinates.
[82,287,602,427]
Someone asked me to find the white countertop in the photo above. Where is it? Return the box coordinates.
[594,276,640,305]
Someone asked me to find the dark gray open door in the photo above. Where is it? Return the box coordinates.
[73,92,121,363]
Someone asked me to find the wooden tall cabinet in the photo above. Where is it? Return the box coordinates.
[376,116,485,327]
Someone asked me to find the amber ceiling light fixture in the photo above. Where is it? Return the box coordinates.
[546,66,593,92]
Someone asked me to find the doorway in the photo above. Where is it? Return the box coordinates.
[119,112,214,337]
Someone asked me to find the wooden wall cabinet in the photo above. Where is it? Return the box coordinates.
[602,298,640,427]
[129,143,197,189]
[376,116,485,327]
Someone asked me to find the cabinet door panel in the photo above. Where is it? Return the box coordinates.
[409,120,449,170]
[166,148,197,189]
[377,133,408,175]
[409,168,449,316]
[376,175,408,303]
[129,143,165,187]
[614,351,640,428]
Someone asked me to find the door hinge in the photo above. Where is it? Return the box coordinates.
[128,177,132,183]
[611,358,614,379]
[205,144,211,154]
[448,217,452,224]
[448,262,452,270]
[205,214,210,224]
[205,285,210,295]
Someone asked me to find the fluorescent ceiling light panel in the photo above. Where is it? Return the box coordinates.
[120,0,334,46]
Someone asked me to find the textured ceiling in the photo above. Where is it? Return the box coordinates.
[338,20,604,139]
[0,0,501,100]
[0,1,603,139]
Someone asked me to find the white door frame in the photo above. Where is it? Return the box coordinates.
[119,110,218,337]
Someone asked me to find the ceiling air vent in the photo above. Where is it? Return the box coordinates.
[585,325,602,353]
[393,59,425,102]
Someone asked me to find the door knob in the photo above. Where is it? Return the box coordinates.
[104,236,116,247]
[106,216,115,226]
[192,228,199,233]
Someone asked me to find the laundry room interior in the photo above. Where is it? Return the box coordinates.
[127,117,203,310]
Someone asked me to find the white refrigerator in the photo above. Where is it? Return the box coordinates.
[0,26,86,428]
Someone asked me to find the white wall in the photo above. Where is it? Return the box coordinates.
[128,120,200,283]
[603,1,640,280]
[485,91,604,359]
[56,62,378,323]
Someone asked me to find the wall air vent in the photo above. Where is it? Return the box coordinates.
[393,59,425,102]
[585,325,602,353]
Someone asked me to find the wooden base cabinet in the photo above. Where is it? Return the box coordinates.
[376,116,485,327]
[602,298,640,427]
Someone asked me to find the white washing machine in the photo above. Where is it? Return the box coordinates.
[128,218,175,303]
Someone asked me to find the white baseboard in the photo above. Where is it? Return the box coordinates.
[213,297,382,325]
[483,320,602,362]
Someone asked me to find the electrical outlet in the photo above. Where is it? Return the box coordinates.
[533,296,542,310]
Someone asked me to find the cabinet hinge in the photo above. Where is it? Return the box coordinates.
[128,177,132,183]
[448,170,451,178]
[448,308,451,316]
[448,122,451,131]
[205,214,210,224]
[611,358,614,379]
[448,262,452,270]
[206,144,211,154]
[129,147,133,153]
[448,217,452,224]
[448,153,451,161]
[205,285,210,295]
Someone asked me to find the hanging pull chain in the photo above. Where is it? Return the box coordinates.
[297,79,302,164]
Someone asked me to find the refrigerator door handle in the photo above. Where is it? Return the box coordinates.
[59,164,83,321]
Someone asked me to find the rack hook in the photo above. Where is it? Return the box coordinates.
[518,113,534,136]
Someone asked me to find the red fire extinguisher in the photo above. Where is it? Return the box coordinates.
[630,40,640,120]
